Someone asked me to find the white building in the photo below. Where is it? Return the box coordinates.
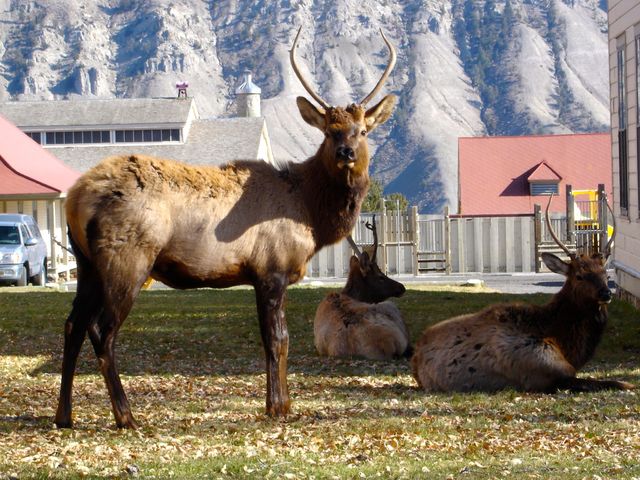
[0,80,274,173]
[609,0,640,308]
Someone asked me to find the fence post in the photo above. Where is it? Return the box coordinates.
[381,201,388,274]
[566,184,575,245]
[597,183,607,255]
[534,203,542,273]
[444,206,451,275]
[411,206,419,276]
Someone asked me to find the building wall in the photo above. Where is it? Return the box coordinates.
[609,0,640,307]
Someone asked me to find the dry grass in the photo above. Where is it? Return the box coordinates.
[0,286,638,479]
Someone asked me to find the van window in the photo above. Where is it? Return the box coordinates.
[20,225,29,242]
[0,226,20,245]
[26,220,42,239]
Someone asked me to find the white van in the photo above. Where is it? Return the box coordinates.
[0,214,48,286]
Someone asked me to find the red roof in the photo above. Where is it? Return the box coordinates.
[458,133,611,215]
[0,113,79,196]
[527,162,561,182]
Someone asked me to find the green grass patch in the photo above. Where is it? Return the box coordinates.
[0,286,638,479]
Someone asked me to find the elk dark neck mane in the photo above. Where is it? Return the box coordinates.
[542,288,608,370]
[501,288,608,371]
[342,276,373,303]
[292,154,369,249]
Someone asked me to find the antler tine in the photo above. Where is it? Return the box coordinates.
[346,234,363,259]
[360,29,397,106]
[364,216,379,262]
[545,194,573,258]
[604,194,616,258]
[290,27,331,110]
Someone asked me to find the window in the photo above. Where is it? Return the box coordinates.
[618,44,629,215]
[25,132,41,144]
[44,130,110,145]
[530,183,559,196]
[114,129,181,143]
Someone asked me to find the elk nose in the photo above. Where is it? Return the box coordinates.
[336,146,355,160]
[598,287,612,304]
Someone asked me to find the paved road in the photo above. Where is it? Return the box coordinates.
[62,270,615,296]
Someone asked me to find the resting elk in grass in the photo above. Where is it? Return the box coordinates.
[55,28,397,429]
[411,195,634,393]
[314,218,410,360]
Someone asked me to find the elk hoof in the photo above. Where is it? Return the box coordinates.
[616,380,635,390]
[54,419,73,429]
[266,401,291,417]
[116,414,140,430]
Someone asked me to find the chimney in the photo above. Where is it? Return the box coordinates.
[176,81,188,99]
[235,70,261,117]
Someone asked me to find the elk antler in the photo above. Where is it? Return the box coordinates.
[603,194,616,259]
[364,216,378,263]
[360,29,397,106]
[290,28,396,109]
[346,234,363,259]
[545,194,574,258]
[290,28,331,110]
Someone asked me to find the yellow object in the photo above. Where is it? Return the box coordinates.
[142,277,154,290]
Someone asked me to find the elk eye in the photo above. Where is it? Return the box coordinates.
[361,130,367,136]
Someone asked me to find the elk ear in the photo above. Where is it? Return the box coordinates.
[365,94,396,131]
[541,253,570,276]
[296,97,325,131]
[349,255,361,271]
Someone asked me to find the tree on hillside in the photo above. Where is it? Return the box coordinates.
[361,179,409,212]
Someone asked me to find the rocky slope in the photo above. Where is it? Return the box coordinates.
[0,0,609,212]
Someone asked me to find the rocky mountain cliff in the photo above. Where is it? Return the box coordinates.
[0,0,609,213]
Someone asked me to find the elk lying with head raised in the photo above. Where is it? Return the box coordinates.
[314,218,410,360]
[411,195,634,393]
[55,29,397,429]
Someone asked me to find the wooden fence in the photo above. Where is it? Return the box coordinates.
[306,207,573,278]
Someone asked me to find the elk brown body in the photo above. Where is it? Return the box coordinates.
[411,196,633,393]
[314,220,410,360]
[55,29,397,429]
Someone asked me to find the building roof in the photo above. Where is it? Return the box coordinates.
[50,116,269,172]
[458,133,612,216]
[235,72,262,95]
[0,97,195,129]
[527,162,562,182]
[0,114,80,196]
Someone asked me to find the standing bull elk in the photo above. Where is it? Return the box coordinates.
[411,195,634,393]
[55,28,397,429]
[314,218,410,360]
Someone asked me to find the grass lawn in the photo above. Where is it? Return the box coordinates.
[0,285,638,479]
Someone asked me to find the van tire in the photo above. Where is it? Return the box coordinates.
[32,260,47,286]
[17,266,28,287]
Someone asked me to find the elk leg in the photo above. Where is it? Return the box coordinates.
[554,376,635,392]
[55,278,103,428]
[255,273,290,416]
[88,296,140,429]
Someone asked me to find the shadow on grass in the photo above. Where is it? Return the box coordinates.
[1,288,638,383]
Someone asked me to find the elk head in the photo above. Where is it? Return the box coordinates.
[290,28,397,180]
[344,217,405,303]
[542,194,615,308]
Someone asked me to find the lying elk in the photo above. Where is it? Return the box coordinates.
[411,195,634,393]
[314,218,410,360]
[55,28,397,429]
